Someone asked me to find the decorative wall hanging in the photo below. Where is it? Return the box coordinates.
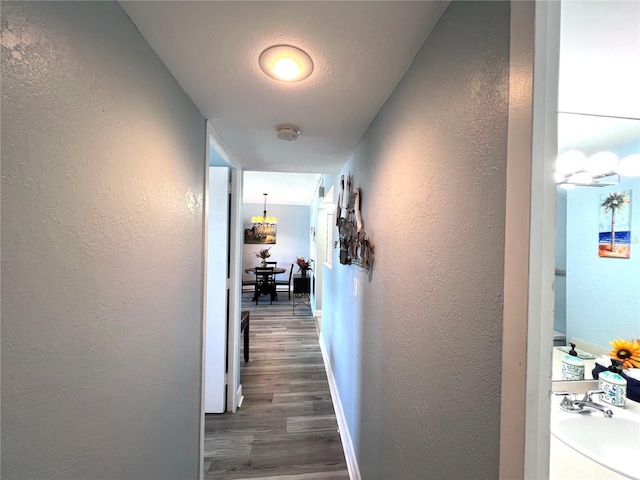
[598,190,631,258]
[335,173,374,271]
[244,223,277,244]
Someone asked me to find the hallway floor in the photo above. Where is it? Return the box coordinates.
[204,293,349,479]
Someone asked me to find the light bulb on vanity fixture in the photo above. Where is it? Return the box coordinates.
[554,150,640,188]
[615,153,640,177]
[259,44,314,82]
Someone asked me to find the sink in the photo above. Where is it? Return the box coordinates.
[551,411,640,479]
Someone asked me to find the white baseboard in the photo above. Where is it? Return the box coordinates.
[318,336,361,480]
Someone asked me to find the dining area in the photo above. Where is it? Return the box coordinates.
[242,247,313,315]
[243,263,291,304]
[241,187,317,315]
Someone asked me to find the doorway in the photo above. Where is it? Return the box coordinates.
[200,122,244,477]
[314,186,335,323]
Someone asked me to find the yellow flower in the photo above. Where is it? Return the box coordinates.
[609,339,640,369]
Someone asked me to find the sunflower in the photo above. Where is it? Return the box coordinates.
[609,339,640,369]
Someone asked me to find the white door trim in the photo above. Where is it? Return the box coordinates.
[199,126,209,480]
[226,165,243,413]
[199,121,244,479]
[205,121,243,414]
[499,1,559,478]
[524,1,559,477]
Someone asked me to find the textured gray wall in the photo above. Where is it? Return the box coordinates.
[1,2,205,478]
[321,2,509,478]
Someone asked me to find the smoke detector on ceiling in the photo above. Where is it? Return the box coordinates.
[275,124,301,141]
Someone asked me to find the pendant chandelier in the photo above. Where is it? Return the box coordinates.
[252,193,277,226]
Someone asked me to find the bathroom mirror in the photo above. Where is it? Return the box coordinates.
[552,113,640,381]
[551,0,640,381]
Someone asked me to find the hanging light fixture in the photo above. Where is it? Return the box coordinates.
[252,193,277,232]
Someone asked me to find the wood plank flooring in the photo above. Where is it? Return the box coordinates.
[204,294,349,480]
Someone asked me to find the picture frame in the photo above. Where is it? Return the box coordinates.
[598,190,631,258]
[244,222,277,244]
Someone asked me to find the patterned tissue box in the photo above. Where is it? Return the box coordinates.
[592,364,640,403]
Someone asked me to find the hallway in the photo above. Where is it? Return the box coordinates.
[204,295,349,479]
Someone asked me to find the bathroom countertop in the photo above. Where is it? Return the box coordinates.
[551,387,640,415]
[550,388,639,480]
[549,434,629,480]
[551,349,640,414]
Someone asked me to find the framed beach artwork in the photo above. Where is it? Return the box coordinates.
[244,222,277,244]
[599,190,631,258]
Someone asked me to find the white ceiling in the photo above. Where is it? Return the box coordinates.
[559,0,640,120]
[119,1,639,204]
[119,1,449,175]
[558,1,640,155]
[558,113,639,156]
[243,171,319,206]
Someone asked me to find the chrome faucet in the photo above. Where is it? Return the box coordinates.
[554,390,614,418]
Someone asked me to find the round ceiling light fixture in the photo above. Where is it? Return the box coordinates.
[259,45,314,82]
[275,124,301,141]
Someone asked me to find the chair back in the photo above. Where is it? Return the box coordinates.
[265,261,278,268]
[287,263,294,283]
[254,267,275,285]
[254,267,275,304]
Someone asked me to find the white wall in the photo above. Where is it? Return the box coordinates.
[321,2,510,478]
[1,2,205,478]
[242,203,310,276]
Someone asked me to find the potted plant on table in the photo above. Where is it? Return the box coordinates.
[255,247,271,267]
[296,257,314,277]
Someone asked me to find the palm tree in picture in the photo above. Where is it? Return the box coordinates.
[601,191,630,252]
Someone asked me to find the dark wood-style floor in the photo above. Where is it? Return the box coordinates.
[204,292,349,479]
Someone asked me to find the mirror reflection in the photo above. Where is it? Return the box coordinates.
[552,113,640,381]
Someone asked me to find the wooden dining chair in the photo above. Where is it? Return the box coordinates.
[275,263,294,300]
[242,275,256,296]
[265,261,278,268]
[254,267,275,305]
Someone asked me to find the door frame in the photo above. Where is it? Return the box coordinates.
[207,121,243,414]
[499,1,559,478]
[200,121,243,479]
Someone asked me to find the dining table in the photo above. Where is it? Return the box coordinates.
[244,267,287,275]
[244,267,287,301]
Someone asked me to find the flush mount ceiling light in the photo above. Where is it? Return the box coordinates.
[259,45,314,82]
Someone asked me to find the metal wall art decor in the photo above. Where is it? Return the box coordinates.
[335,173,374,271]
